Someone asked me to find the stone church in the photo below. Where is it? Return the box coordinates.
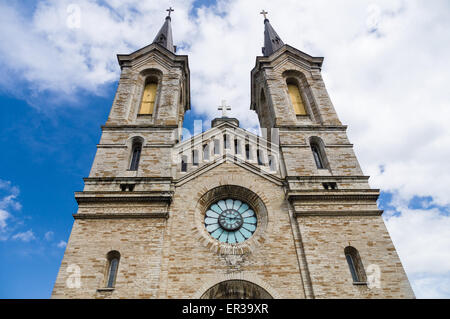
[52,10,415,299]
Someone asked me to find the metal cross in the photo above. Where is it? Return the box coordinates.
[260,10,268,20]
[166,7,174,17]
[218,100,231,118]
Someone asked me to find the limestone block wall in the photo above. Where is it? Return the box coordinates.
[52,217,167,299]
[106,50,186,127]
[88,129,176,179]
[160,162,306,299]
[296,215,415,298]
[252,48,342,128]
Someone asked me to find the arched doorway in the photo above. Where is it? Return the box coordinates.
[200,280,273,299]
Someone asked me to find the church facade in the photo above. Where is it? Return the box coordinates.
[52,11,415,299]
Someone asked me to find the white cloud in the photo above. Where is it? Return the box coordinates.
[1,0,450,297]
[57,240,67,248]
[44,231,54,241]
[384,207,450,298]
[0,179,22,237]
[0,209,10,232]
[12,230,36,242]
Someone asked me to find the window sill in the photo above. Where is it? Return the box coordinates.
[352,282,368,286]
[97,288,115,292]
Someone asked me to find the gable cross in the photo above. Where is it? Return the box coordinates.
[218,100,231,118]
[260,10,268,20]
[166,7,174,17]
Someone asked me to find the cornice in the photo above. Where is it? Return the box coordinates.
[286,189,380,202]
[294,210,383,217]
[74,212,169,219]
[75,191,173,204]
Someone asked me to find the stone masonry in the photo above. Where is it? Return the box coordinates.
[51,15,415,299]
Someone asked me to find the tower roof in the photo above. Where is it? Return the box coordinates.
[153,12,175,53]
[261,15,284,56]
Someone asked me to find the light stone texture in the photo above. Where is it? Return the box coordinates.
[52,42,414,299]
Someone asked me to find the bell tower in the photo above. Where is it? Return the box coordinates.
[107,7,189,133]
[250,12,414,298]
[52,9,414,300]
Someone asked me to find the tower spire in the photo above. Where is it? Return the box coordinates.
[260,10,284,56]
[152,7,175,53]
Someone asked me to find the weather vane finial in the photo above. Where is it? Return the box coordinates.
[260,10,268,20]
[166,7,174,17]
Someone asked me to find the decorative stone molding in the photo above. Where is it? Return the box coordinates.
[192,184,270,258]
[74,212,169,219]
[75,191,173,204]
[191,273,282,299]
[294,210,383,217]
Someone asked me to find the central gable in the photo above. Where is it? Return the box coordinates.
[172,122,283,184]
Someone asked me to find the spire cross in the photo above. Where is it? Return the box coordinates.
[166,7,174,17]
[218,100,231,118]
[260,10,268,20]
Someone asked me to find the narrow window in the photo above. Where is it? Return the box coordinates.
[223,134,230,150]
[268,155,276,171]
[139,80,158,115]
[203,144,210,161]
[214,139,220,155]
[245,144,251,160]
[257,150,264,165]
[311,143,324,169]
[234,139,240,154]
[129,141,142,171]
[192,150,199,166]
[106,251,120,288]
[287,81,307,115]
[181,155,187,172]
[344,246,366,283]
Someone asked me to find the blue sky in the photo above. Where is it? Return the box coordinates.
[0,0,449,298]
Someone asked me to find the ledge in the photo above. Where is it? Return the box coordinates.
[286,189,380,201]
[294,210,383,217]
[96,288,115,292]
[75,191,173,204]
[74,212,169,220]
[352,282,368,286]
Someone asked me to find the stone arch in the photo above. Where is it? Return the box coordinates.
[282,69,321,123]
[308,136,329,170]
[192,273,281,299]
[135,68,164,119]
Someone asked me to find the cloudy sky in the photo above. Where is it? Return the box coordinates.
[0,0,449,298]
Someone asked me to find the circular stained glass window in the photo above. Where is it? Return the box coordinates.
[205,198,257,244]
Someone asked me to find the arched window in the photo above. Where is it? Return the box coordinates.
[139,78,158,115]
[129,140,142,171]
[106,251,120,288]
[287,80,307,115]
[344,246,366,283]
[309,137,328,169]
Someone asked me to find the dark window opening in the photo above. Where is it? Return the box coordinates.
[245,144,250,160]
[192,150,199,166]
[130,143,142,171]
[181,156,187,172]
[322,182,337,190]
[311,144,324,169]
